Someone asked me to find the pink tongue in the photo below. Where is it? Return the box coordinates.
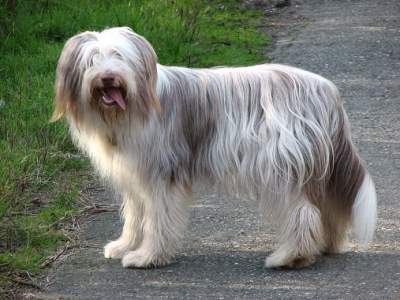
[106,88,126,110]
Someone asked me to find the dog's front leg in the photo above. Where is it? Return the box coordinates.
[104,193,144,259]
[121,182,189,268]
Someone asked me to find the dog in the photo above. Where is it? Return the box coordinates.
[51,27,377,269]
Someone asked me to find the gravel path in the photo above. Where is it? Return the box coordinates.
[39,1,400,299]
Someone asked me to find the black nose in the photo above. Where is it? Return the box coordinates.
[101,75,115,87]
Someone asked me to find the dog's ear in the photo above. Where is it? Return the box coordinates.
[120,28,161,118]
[50,32,97,122]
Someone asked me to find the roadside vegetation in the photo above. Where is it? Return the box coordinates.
[0,0,269,297]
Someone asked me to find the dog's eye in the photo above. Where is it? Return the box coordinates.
[113,51,123,60]
[87,50,100,67]
[88,57,95,67]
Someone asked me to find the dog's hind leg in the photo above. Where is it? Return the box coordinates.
[121,182,189,268]
[320,206,350,254]
[265,197,325,268]
[104,193,144,259]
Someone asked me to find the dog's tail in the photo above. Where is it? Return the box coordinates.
[326,109,377,246]
[351,173,377,244]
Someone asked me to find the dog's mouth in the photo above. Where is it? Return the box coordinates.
[101,87,127,110]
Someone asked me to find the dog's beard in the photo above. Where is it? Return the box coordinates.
[100,87,127,110]
[83,71,131,125]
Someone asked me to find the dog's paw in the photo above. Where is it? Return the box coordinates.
[265,252,290,269]
[121,250,172,268]
[265,252,315,269]
[104,239,131,259]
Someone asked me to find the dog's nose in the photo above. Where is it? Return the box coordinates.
[101,75,115,87]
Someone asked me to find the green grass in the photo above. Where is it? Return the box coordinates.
[0,0,269,295]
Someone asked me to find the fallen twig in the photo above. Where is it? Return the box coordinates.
[81,203,118,214]
[12,276,42,290]
[40,243,80,268]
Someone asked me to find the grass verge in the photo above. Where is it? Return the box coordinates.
[0,0,269,297]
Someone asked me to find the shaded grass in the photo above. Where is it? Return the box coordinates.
[0,0,269,296]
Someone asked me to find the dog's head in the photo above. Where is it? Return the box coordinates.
[51,27,160,125]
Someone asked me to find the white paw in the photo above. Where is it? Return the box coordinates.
[265,252,290,268]
[265,251,314,269]
[104,239,132,259]
[265,246,297,268]
[121,249,171,268]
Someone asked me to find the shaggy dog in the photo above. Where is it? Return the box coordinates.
[52,27,377,269]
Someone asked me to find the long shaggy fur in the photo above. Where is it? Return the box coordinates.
[52,27,377,269]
